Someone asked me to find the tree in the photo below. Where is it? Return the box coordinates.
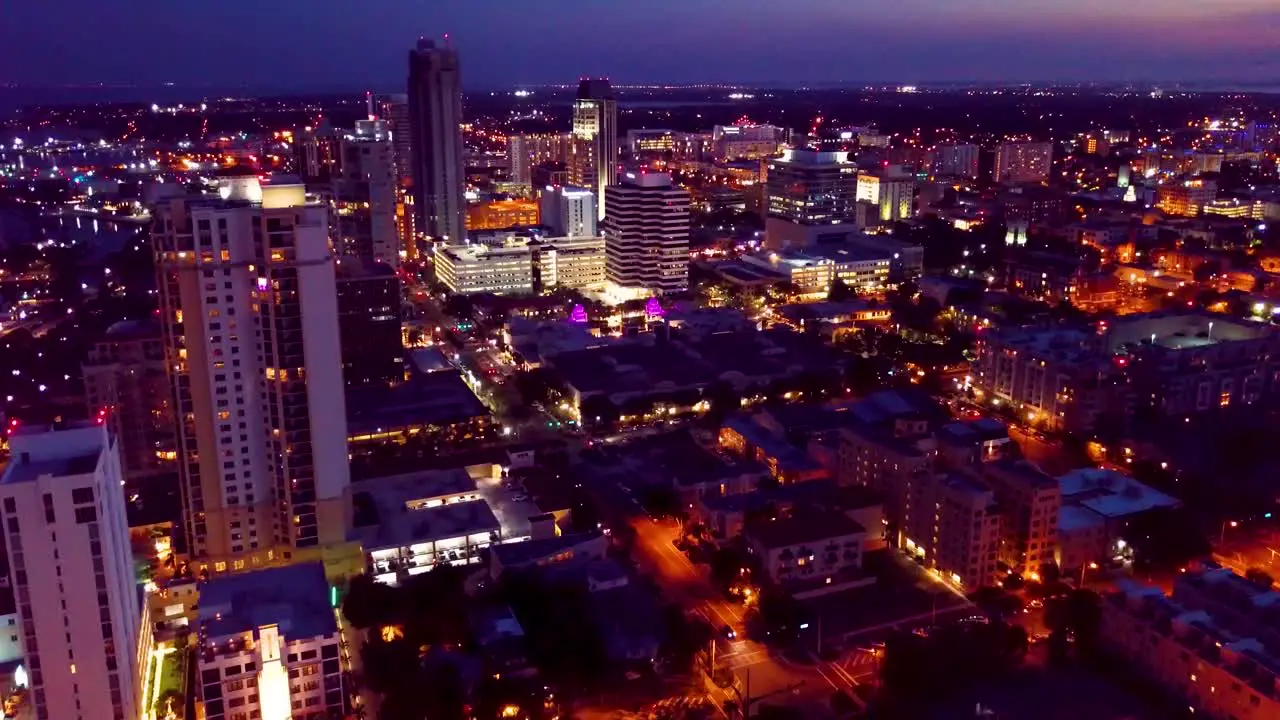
[827,278,857,303]
[343,574,398,630]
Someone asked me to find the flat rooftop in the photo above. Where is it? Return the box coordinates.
[346,369,489,435]
[197,562,335,640]
[353,498,501,551]
[1058,468,1180,518]
[748,509,866,549]
[1105,312,1272,352]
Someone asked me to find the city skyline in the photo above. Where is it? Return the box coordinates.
[1,0,1279,92]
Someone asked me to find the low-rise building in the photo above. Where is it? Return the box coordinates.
[436,236,607,295]
[1102,576,1280,720]
[195,563,344,720]
[746,509,870,594]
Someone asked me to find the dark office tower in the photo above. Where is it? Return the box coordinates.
[569,78,618,221]
[407,37,466,243]
[82,319,176,485]
[336,261,405,388]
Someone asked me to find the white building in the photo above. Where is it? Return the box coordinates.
[195,562,344,720]
[603,172,690,299]
[435,236,606,295]
[436,243,536,295]
[0,423,141,720]
[152,177,351,573]
[539,185,596,238]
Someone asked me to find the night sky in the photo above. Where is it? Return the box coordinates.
[2,0,1278,90]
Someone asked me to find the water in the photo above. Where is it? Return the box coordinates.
[0,203,143,258]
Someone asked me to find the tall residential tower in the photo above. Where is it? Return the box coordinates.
[569,78,618,221]
[152,176,350,574]
[407,37,466,243]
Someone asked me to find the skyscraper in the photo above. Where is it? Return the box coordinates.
[930,143,980,179]
[569,78,618,221]
[603,172,690,298]
[0,423,141,720]
[764,148,860,249]
[372,93,419,261]
[334,120,400,268]
[407,37,467,244]
[539,184,596,238]
[152,176,350,573]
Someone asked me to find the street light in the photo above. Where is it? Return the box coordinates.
[1220,520,1239,547]
[1080,561,1099,588]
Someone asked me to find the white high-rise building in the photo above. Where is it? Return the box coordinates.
[570,78,618,221]
[539,185,596,238]
[335,121,400,268]
[152,177,350,574]
[0,423,141,720]
[407,37,466,243]
[603,172,690,298]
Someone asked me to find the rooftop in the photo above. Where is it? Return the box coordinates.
[1,424,107,486]
[748,509,866,549]
[345,369,489,436]
[353,499,500,552]
[1105,311,1272,352]
[1058,468,1180,518]
[197,562,335,640]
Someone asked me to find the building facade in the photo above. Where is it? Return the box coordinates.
[603,172,690,298]
[569,79,618,221]
[335,261,404,388]
[930,143,980,179]
[508,133,574,187]
[333,120,400,268]
[539,184,597,238]
[407,37,467,243]
[195,563,344,720]
[993,141,1053,184]
[152,178,351,572]
[82,319,175,484]
[0,424,141,720]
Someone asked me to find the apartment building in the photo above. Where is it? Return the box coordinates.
[0,424,141,720]
[195,563,344,720]
[1103,576,1280,720]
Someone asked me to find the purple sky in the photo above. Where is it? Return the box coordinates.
[2,0,1277,89]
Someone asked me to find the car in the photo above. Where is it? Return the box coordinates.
[722,625,737,640]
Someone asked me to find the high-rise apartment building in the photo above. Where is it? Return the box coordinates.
[993,141,1054,184]
[407,37,466,243]
[334,120,400,268]
[82,319,175,484]
[539,185,596,238]
[855,171,915,223]
[569,78,618,221]
[930,143,980,179]
[374,93,413,186]
[0,423,141,720]
[764,149,860,249]
[603,172,690,298]
[295,124,341,184]
[508,133,574,187]
[335,261,404,388]
[152,176,351,572]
